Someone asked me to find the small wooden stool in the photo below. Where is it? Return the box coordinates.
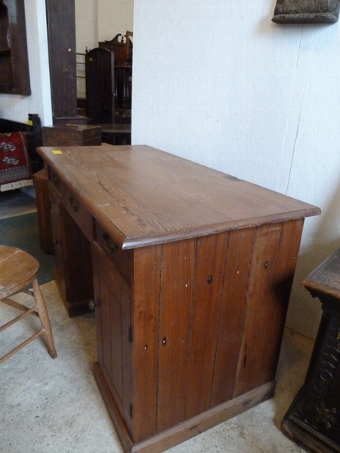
[0,245,57,364]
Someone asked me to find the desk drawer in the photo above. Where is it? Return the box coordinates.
[94,221,133,285]
[48,167,61,191]
[49,168,93,242]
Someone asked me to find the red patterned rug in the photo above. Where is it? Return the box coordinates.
[0,132,33,191]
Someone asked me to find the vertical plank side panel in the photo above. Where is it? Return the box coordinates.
[185,233,229,419]
[157,239,195,432]
[110,283,123,400]
[121,279,133,439]
[93,249,113,393]
[92,247,104,368]
[257,219,304,386]
[211,227,257,406]
[49,190,66,300]
[101,280,112,385]
[234,222,283,397]
[92,246,133,435]
[132,245,162,442]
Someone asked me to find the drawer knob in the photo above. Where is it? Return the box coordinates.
[68,196,79,212]
[89,299,99,310]
[103,233,118,253]
[53,238,60,245]
[51,173,59,185]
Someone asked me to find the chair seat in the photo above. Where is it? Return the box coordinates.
[0,246,40,298]
[0,245,57,363]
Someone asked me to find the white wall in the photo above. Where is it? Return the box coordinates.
[75,0,134,51]
[132,0,340,338]
[96,0,134,43]
[0,0,52,126]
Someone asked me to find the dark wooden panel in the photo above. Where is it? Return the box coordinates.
[92,247,103,366]
[234,223,283,396]
[282,247,340,452]
[233,221,302,396]
[0,0,30,95]
[257,219,304,386]
[85,48,115,124]
[92,245,132,434]
[46,0,77,118]
[157,239,195,432]
[34,169,54,254]
[212,227,257,405]
[49,189,66,299]
[132,245,162,442]
[185,233,229,418]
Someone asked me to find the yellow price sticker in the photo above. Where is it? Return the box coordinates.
[52,150,63,154]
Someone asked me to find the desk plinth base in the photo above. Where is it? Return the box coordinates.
[93,362,276,453]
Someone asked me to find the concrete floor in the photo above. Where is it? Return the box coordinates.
[0,190,312,452]
[0,189,37,220]
[0,281,313,453]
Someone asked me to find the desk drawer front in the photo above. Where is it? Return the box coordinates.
[49,168,93,242]
[94,221,133,285]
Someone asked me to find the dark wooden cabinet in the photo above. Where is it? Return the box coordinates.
[85,48,115,125]
[37,144,320,453]
[0,0,30,95]
[86,33,133,126]
[282,248,340,453]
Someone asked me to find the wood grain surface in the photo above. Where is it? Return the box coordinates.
[38,144,320,249]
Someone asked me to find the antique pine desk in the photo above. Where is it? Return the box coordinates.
[37,144,320,453]
[282,248,340,453]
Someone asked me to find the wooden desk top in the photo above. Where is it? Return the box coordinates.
[38,144,321,249]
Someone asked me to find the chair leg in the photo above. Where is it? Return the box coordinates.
[32,278,57,359]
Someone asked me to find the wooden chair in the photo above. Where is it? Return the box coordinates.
[0,246,57,364]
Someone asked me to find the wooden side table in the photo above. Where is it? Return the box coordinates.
[282,248,340,453]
